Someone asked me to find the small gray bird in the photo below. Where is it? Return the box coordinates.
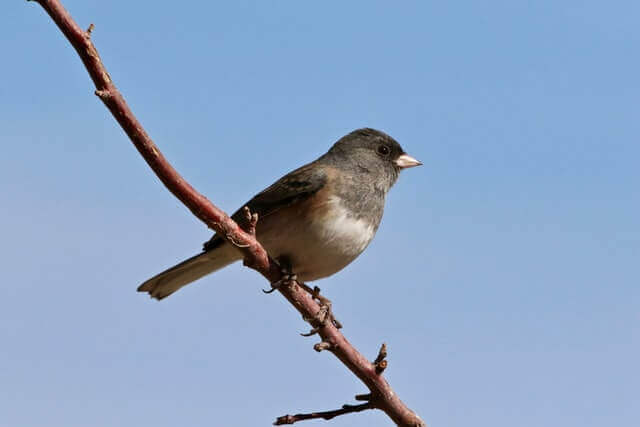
[138,128,421,300]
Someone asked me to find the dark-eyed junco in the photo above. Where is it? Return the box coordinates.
[138,128,421,300]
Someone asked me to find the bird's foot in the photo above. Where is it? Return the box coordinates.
[300,284,342,337]
[263,257,297,294]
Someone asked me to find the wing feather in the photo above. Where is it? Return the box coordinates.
[203,162,327,251]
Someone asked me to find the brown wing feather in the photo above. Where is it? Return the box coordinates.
[203,162,328,251]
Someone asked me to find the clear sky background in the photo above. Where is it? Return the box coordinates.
[1,1,638,426]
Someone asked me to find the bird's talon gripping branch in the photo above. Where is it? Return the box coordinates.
[300,327,319,337]
[316,304,330,324]
[298,283,343,330]
[264,257,298,294]
[263,274,288,294]
[299,303,333,337]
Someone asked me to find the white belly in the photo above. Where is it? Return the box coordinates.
[259,196,376,281]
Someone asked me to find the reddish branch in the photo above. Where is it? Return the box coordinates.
[29,1,426,426]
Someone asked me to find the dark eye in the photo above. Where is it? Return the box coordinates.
[377,145,390,156]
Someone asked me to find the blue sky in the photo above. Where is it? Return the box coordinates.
[2,1,638,426]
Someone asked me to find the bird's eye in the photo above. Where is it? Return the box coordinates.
[377,145,390,156]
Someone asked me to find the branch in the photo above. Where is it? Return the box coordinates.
[274,401,375,425]
[29,1,426,426]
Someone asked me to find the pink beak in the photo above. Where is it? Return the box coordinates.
[395,153,422,169]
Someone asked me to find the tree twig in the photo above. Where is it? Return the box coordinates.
[374,342,389,374]
[28,1,426,425]
[274,401,375,425]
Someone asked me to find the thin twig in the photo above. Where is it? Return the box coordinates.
[374,342,388,373]
[242,206,259,236]
[274,402,375,425]
[313,341,332,352]
[374,343,388,365]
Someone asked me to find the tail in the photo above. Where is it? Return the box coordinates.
[137,243,239,300]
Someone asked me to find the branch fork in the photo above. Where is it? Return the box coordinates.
[274,343,395,424]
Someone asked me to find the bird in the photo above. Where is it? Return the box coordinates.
[138,128,421,300]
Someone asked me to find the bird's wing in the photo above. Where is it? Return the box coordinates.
[203,162,327,251]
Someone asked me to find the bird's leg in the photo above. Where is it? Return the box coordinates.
[262,257,342,334]
[300,284,343,336]
[263,256,298,294]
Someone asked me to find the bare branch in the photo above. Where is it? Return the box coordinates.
[28,1,426,426]
[274,402,375,425]
[355,393,373,401]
